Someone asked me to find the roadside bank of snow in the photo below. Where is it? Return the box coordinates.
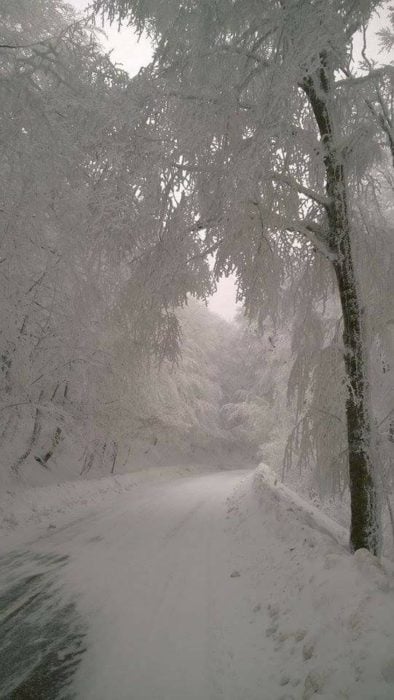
[0,463,223,545]
[225,464,394,699]
[254,462,348,546]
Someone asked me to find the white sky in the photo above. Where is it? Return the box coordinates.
[69,1,392,322]
[70,0,153,73]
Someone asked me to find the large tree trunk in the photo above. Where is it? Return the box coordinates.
[333,236,380,554]
[302,58,381,554]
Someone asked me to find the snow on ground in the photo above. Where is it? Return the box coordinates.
[1,465,394,699]
[0,463,225,546]
[247,465,394,699]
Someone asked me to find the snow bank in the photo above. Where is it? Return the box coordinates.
[254,462,348,546]
[0,463,216,545]
[229,464,394,699]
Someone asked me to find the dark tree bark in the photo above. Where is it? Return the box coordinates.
[11,390,44,473]
[110,441,118,474]
[80,451,95,476]
[35,427,62,467]
[302,56,381,554]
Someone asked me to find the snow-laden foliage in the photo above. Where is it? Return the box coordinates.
[0,0,218,481]
[94,0,394,553]
[0,0,286,482]
[2,0,394,554]
[218,317,284,451]
[0,0,281,485]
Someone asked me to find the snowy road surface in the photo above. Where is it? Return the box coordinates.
[1,468,394,700]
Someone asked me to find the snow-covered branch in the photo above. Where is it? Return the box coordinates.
[281,219,336,261]
[271,173,329,209]
[335,66,392,88]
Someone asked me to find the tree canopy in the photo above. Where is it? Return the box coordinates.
[1,0,393,554]
[92,0,394,553]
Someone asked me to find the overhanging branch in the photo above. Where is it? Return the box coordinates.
[272,173,329,209]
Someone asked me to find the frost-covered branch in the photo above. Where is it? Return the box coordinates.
[271,173,330,209]
[335,66,392,88]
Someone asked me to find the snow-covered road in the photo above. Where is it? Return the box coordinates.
[2,469,266,700]
[1,468,394,700]
[66,469,260,700]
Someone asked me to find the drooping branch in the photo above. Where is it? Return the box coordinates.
[365,96,394,166]
[271,172,330,209]
[282,220,336,261]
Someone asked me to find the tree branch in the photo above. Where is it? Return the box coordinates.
[281,219,336,261]
[271,173,329,208]
[335,66,392,88]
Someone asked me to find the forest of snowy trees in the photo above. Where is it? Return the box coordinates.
[1,0,393,554]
